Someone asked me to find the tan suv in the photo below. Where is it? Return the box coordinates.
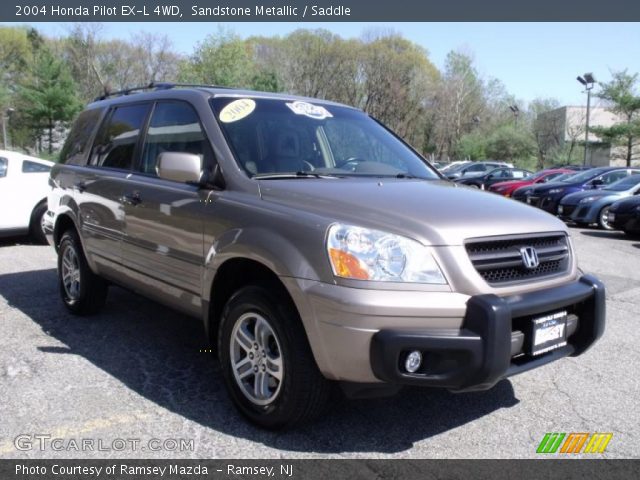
[45,84,605,429]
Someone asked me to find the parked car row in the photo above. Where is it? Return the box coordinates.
[477,164,640,234]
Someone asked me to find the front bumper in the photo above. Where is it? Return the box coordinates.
[609,210,640,232]
[369,275,605,392]
[557,203,598,224]
[528,194,560,214]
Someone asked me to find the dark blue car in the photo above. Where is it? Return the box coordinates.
[525,167,640,214]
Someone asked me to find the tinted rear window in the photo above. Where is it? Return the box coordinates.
[60,108,104,165]
[90,103,150,170]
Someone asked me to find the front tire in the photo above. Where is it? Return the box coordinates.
[218,285,331,429]
[58,230,108,315]
[597,206,614,230]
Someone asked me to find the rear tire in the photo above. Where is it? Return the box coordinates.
[218,285,331,429]
[29,202,47,245]
[58,229,108,315]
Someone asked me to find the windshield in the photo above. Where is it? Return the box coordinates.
[559,168,603,184]
[547,173,578,183]
[604,174,640,191]
[211,97,439,179]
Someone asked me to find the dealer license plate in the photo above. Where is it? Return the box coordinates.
[531,311,567,356]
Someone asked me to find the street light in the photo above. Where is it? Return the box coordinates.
[577,73,596,166]
[509,105,520,125]
[1,108,14,150]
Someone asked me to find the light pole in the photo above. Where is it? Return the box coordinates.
[577,73,596,166]
[509,105,519,126]
[1,108,14,150]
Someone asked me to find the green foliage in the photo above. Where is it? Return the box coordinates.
[181,27,254,87]
[18,48,82,153]
[456,131,487,160]
[485,124,536,162]
[591,70,640,166]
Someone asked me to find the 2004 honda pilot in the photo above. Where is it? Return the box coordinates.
[45,85,605,429]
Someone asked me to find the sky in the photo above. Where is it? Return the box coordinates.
[6,22,640,107]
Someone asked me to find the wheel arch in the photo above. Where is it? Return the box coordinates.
[204,257,296,346]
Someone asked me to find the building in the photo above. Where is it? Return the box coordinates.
[536,106,639,167]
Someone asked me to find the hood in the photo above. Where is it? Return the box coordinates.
[610,195,640,212]
[259,178,567,246]
[561,189,621,205]
[531,181,585,194]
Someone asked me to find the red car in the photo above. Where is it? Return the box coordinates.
[488,168,574,197]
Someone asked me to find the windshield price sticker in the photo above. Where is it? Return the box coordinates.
[286,101,333,120]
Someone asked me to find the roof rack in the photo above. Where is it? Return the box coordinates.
[93,82,222,102]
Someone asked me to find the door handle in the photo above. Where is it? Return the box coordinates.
[122,191,141,206]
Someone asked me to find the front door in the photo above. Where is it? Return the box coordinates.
[120,101,215,315]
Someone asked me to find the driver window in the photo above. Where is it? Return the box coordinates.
[140,101,213,176]
[602,171,628,184]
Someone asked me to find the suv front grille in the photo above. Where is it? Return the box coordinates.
[465,233,571,285]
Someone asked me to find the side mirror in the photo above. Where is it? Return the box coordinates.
[157,152,202,183]
[591,178,604,188]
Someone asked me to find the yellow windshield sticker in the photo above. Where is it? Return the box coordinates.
[219,99,256,123]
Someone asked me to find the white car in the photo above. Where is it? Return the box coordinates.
[0,150,53,243]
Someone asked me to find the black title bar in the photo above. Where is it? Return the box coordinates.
[3,0,640,22]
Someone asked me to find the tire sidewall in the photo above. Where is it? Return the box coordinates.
[58,232,86,311]
[218,287,302,429]
[599,206,613,230]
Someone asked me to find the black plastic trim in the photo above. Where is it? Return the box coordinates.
[370,275,605,391]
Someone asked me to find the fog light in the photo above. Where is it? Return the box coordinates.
[404,350,422,373]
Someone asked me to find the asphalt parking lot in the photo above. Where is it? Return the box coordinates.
[0,227,639,459]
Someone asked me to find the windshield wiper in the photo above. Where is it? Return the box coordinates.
[396,173,417,179]
[254,171,333,180]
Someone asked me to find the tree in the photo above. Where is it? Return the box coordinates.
[180,28,254,87]
[591,70,640,167]
[18,48,82,153]
[485,124,536,162]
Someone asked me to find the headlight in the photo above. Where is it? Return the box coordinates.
[326,224,447,284]
[579,196,598,204]
[548,188,564,195]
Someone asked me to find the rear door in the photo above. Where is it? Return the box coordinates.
[120,100,213,314]
[77,103,151,273]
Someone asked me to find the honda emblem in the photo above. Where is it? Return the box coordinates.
[520,246,540,269]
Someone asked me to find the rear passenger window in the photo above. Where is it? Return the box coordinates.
[90,104,150,170]
[0,157,7,178]
[22,160,51,173]
[139,101,213,176]
[60,108,103,165]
